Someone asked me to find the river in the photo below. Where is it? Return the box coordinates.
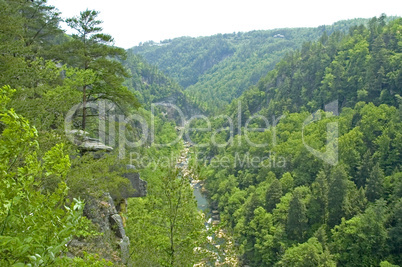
[178,142,239,266]
[193,182,209,211]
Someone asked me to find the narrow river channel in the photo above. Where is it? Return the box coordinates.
[177,142,239,266]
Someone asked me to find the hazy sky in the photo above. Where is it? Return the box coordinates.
[47,0,402,49]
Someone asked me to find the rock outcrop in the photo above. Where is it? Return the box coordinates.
[76,193,131,265]
[120,165,147,198]
[67,130,148,265]
[68,130,113,152]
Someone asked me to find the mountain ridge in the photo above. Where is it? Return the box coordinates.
[129,16,398,114]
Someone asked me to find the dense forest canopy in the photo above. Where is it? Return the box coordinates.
[131,16,398,114]
[0,0,401,266]
[185,16,402,266]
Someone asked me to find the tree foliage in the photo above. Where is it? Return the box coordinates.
[0,86,96,265]
[64,9,139,130]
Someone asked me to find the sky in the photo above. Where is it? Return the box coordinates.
[47,0,402,49]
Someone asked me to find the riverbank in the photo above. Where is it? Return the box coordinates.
[177,141,239,266]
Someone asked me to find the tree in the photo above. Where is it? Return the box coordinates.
[0,0,67,88]
[389,199,402,265]
[308,170,329,228]
[279,172,294,194]
[126,168,207,266]
[276,237,336,267]
[331,200,388,266]
[365,162,385,202]
[18,0,64,57]
[265,179,283,213]
[0,85,97,265]
[380,261,400,267]
[357,150,373,188]
[343,183,367,219]
[0,0,27,87]
[65,9,139,131]
[248,207,277,266]
[328,164,348,228]
[224,188,246,228]
[286,190,307,243]
[243,191,263,223]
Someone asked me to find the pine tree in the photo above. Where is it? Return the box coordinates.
[265,179,283,213]
[308,170,329,227]
[328,164,348,228]
[0,1,27,87]
[64,9,139,130]
[365,162,385,202]
[389,199,402,265]
[286,190,307,243]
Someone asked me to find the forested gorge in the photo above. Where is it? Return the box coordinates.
[131,16,397,114]
[185,16,402,266]
[0,0,401,266]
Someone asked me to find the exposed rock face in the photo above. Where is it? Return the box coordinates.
[83,193,118,234]
[68,130,113,152]
[79,138,113,152]
[109,165,147,199]
[120,165,147,198]
[81,193,131,265]
[110,214,126,238]
[78,168,147,265]
[66,132,148,265]
[120,236,130,265]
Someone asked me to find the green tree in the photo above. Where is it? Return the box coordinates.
[279,172,294,194]
[286,190,307,243]
[331,200,388,266]
[389,199,402,265]
[65,9,139,130]
[365,162,385,202]
[224,188,246,228]
[308,170,329,228]
[328,164,348,228]
[126,168,206,266]
[265,179,283,213]
[248,207,278,266]
[18,0,64,57]
[344,183,367,219]
[0,85,96,265]
[276,237,336,267]
[0,0,27,87]
[357,150,373,188]
[380,261,400,267]
[243,191,263,223]
[0,0,66,87]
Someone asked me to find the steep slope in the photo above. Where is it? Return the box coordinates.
[130,17,396,113]
[224,16,402,123]
[123,52,182,106]
[188,16,402,267]
[123,52,201,118]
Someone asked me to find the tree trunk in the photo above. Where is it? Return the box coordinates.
[82,85,87,130]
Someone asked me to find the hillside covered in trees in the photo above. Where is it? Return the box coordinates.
[131,17,397,114]
[186,16,402,266]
